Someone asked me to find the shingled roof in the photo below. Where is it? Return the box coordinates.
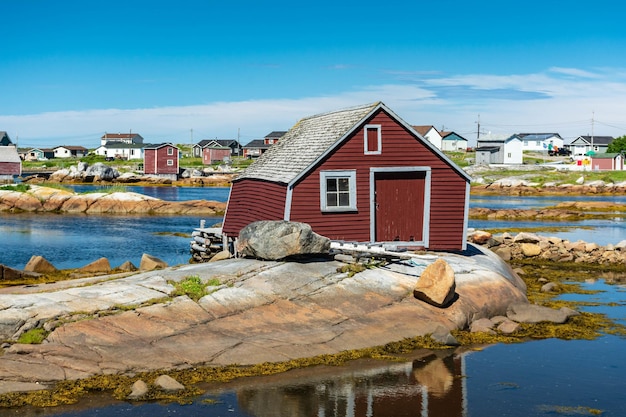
[236,102,382,184]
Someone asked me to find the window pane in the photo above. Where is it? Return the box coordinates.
[338,178,350,191]
[326,178,337,192]
[326,193,337,207]
[338,192,350,206]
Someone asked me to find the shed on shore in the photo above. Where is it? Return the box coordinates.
[222,102,471,251]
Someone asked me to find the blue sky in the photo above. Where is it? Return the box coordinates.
[2,0,626,148]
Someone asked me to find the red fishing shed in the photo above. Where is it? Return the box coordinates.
[222,102,471,251]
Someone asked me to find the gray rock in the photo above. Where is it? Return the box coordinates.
[507,303,579,324]
[139,253,168,271]
[470,318,495,334]
[236,221,330,260]
[154,375,184,392]
[128,379,149,399]
[540,282,559,292]
[497,319,521,334]
[429,327,459,346]
[513,232,541,244]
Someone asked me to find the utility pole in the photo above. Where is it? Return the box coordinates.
[591,111,595,153]
[476,115,481,141]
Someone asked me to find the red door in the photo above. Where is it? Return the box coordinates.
[374,171,426,242]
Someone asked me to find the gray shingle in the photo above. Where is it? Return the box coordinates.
[236,102,380,184]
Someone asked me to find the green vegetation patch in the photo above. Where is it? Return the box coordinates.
[169,275,221,301]
[0,184,30,192]
[17,328,49,344]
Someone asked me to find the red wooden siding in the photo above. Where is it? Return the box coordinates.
[0,162,21,175]
[145,146,178,175]
[203,148,230,164]
[288,109,467,249]
[222,179,288,237]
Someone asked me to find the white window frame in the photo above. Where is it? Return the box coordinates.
[320,170,357,212]
[167,147,174,155]
[364,124,382,155]
[167,159,174,166]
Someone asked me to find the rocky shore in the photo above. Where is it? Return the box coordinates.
[0,185,225,215]
[0,244,533,399]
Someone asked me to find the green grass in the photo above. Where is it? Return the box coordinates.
[0,184,30,192]
[17,328,49,344]
[80,185,129,194]
[169,275,221,301]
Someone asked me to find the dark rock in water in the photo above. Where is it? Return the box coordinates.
[236,220,331,260]
[23,255,57,273]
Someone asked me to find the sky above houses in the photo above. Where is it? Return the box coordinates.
[2,0,626,149]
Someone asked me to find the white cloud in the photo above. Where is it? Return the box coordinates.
[3,68,626,148]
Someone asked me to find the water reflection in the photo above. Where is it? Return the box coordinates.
[207,349,468,417]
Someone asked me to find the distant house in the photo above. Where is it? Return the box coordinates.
[53,146,89,158]
[0,146,22,180]
[94,143,145,160]
[100,132,144,147]
[441,131,469,152]
[0,132,12,147]
[202,145,231,164]
[143,143,179,179]
[193,139,241,158]
[413,126,443,150]
[568,135,614,156]
[518,133,564,152]
[24,148,55,161]
[590,153,624,171]
[242,131,287,158]
[223,102,471,251]
[476,134,523,165]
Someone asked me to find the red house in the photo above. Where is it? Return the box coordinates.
[222,102,471,251]
[143,143,179,179]
[203,145,231,164]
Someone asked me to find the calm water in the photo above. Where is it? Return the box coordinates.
[2,187,626,416]
[0,186,229,270]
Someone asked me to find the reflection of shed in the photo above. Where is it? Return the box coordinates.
[590,153,623,171]
[223,102,471,251]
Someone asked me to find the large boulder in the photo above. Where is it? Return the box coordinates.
[413,258,456,308]
[236,221,330,260]
[85,163,120,181]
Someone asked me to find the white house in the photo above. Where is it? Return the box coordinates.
[412,125,443,150]
[441,131,469,151]
[518,133,564,152]
[567,135,614,156]
[53,146,88,158]
[476,134,523,165]
[100,132,144,147]
[95,143,145,160]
